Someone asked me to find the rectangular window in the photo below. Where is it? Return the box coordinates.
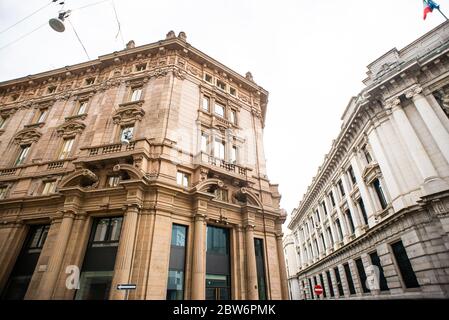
[337,180,345,197]
[214,102,225,118]
[314,238,319,255]
[343,263,356,295]
[355,258,370,293]
[214,139,225,160]
[321,201,328,215]
[58,138,74,160]
[319,274,327,298]
[92,217,123,246]
[120,125,134,143]
[0,186,7,199]
[329,191,336,207]
[77,101,88,115]
[308,278,314,299]
[320,233,326,250]
[201,132,209,153]
[373,178,388,210]
[334,267,344,296]
[167,224,187,300]
[107,176,120,188]
[229,87,236,96]
[130,87,142,101]
[214,188,228,202]
[348,166,357,185]
[176,171,190,188]
[358,198,369,225]
[315,209,321,223]
[345,209,355,234]
[47,86,56,94]
[202,96,210,111]
[229,109,237,125]
[42,181,56,195]
[335,219,343,242]
[254,238,267,300]
[326,270,335,297]
[204,73,213,83]
[15,145,30,166]
[135,63,146,72]
[369,251,389,291]
[391,240,420,288]
[85,78,95,86]
[230,146,237,164]
[36,109,47,123]
[216,79,226,91]
[326,227,334,246]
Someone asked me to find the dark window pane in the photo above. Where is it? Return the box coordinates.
[343,263,356,295]
[167,224,187,300]
[254,238,267,300]
[308,278,314,299]
[391,241,420,288]
[75,271,113,300]
[373,179,388,209]
[207,226,229,255]
[369,251,389,291]
[346,210,355,234]
[166,270,185,300]
[358,199,369,225]
[326,271,335,297]
[319,274,327,298]
[355,258,370,293]
[334,267,344,296]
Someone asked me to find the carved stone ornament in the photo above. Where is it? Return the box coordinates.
[384,97,401,110]
[13,128,42,145]
[56,120,86,137]
[113,104,145,124]
[362,162,382,185]
[405,85,423,99]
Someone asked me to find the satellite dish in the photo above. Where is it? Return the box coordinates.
[49,10,70,33]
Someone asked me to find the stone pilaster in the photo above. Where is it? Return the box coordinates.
[191,213,207,300]
[276,233,289,300]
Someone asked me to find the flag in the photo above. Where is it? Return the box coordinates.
[423,0,440,20]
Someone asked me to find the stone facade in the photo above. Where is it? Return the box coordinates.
[0,31,287,300]
[286,21,449,299]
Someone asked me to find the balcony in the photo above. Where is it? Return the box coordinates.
[194,152,249,177]
[75,140,145,165]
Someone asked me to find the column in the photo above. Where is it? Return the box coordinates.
[39,211,75,299]
[245,224,259,300]
[387,97,448,194]
[110,204,140,300]
[276,233,289,300]
[406,86,449,163]
[191,213,206,300]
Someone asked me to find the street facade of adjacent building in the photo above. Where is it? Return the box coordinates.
[285,21,449,299]
[0,31,288,300]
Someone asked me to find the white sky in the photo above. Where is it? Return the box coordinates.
[0,0,447,217]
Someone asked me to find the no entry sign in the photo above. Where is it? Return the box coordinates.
[314,284,323,295]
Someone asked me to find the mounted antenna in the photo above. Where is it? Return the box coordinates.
[49,1,70,32]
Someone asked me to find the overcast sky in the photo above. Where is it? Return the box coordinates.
[0,0,447,217]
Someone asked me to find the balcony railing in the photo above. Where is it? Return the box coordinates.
[195,152,248,176]
[86,142,136,157]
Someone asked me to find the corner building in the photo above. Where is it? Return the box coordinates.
[286,22,449,299]
[0,31,288,300]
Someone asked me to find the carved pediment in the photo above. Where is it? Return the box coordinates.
[57,120,86,137]
[362,162,382,184]
[13,128,42,144]
[113,104,145,124]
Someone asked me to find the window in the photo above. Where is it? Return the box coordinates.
[369,251,389,291]
[372,178,388,210]
[355,258,370,293]
[15,145,30,166]
[167,224,187,300]
[230,145,238,164]
[11,94,19,102]
[358,198,369,225]
[201,132,209,153]
[254,238,267,300]
[320,233,326,250]
[120,125,134,142]
[334,267,344,296]
[107,176,120,187]
[216,79,226,91]
[58,138,74,160]
[214,102,225,118]
[362,145,372,164]
[204,73,213,83]
[36,109,47,123]
[229,87,236,96]
[348,166,357,185]
[0,186,7,199]
[92,217,123,246]
[202,96,210,112]
[130,87,142,102]
[85,78,95,86]
[337,179,345,197]
[319,274,327,298]
[335,219,343,242]
[214,138,225,159]
[345,209,355,234]
[315,209,321,223]
[176,171,190,188]
[329,191,336,207]
[214,188,228,202]
[0,116,6,129]
[135,63,146,72]
[391,240,420,288]
[229,109,237,125]
[326,227,334,246]
[47,86,56,94]
[42,181,56,195]
[326,270,335,297]
[308,278,315,299]
[206,226,231,300]
[343,263,356,295]
[321,201,328,215]
[77,101,88,115]
[314,238,319,255]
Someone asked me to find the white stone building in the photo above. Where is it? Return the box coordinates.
[287,21,449,299]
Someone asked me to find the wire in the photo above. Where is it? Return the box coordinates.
[71,0,110,12]
[0,1,54,35]
[0,22,47,51]
[67,18,90,60]
[110,0,125,47]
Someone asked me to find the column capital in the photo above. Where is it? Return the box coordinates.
[122,203,142,214]
[384,97,401,110]
[244,224,255,231]
[405,84,423,100]
[194,213,207,222]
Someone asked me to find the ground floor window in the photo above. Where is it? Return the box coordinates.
[254,238,267,300]
[167,224,187,300]
[391,240,420,289]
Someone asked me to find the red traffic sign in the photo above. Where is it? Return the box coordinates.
[314,284,323,295]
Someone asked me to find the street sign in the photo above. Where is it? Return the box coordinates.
[314,284,323,295]
[117,284,137,290]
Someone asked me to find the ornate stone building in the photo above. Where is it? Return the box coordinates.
[0,31,288,300]
[286,21,449,299]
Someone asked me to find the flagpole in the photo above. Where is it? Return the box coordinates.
[437,8,449,20]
